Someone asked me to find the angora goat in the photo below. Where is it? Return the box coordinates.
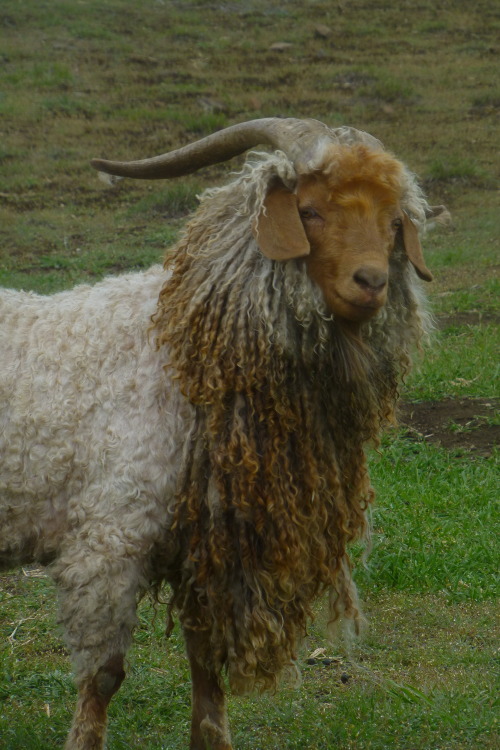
[0,118,446,750]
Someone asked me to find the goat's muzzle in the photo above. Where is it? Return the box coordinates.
[334,265,389,321]
[353,266,388,295]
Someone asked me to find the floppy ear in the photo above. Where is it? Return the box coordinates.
[425,204,451,224]
[253,183,310,260]
[401,212,433,282]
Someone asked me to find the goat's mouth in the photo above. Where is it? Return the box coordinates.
[333,293,385,322]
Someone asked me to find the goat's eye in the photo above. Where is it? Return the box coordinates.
[392,217,403,231]
[300,207,319,220]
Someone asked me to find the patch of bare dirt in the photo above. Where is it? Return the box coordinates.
[400,308,499,456]
[400,398,499,457]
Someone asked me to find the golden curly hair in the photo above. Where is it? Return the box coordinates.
[153,150,429,694]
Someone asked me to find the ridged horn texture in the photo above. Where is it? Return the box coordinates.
[90,117,333,179]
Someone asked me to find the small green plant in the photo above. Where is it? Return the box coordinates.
[358,73,414,102]
[41,95,96,118]
[31,62,74,90]
[471,92,500,109]
[180,112,228,134]
[126,182,201,219]
[418,21,448,33]
[427,156,488,184]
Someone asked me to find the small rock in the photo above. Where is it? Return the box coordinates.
[248,96,262,111]
[314,25,332,39]
[269,42,293,52]
[340,672,350,683]
[197,97,226,113]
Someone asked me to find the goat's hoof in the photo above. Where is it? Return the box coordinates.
[196,715,233,750]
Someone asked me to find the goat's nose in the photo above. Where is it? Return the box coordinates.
[353,266,388,293]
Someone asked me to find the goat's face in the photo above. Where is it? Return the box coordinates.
[298,176,401,321]
[255,145,432,323]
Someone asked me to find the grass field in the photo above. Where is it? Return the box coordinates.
[0,1,499,748]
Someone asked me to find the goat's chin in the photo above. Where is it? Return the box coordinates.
[330,297,383,324]
[324,285,386,323]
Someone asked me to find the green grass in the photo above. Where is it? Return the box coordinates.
[125,182,202,220]
[358,72,415,103]
[405,323,499,400]
[1,573,498,749]
[362,438,498,601]
[427,156,492,187]
[0,0,498,747]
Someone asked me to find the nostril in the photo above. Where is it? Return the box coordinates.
[353,266,388,292]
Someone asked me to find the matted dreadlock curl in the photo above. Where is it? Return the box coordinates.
[152,152,429,694]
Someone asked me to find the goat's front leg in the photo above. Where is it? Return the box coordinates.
[64,654,125,750]
[184,626,232,750]
[53,537,147,750]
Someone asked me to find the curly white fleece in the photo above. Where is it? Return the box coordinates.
[0,266,193,673]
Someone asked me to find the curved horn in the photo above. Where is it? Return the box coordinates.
[91,117,333,180]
